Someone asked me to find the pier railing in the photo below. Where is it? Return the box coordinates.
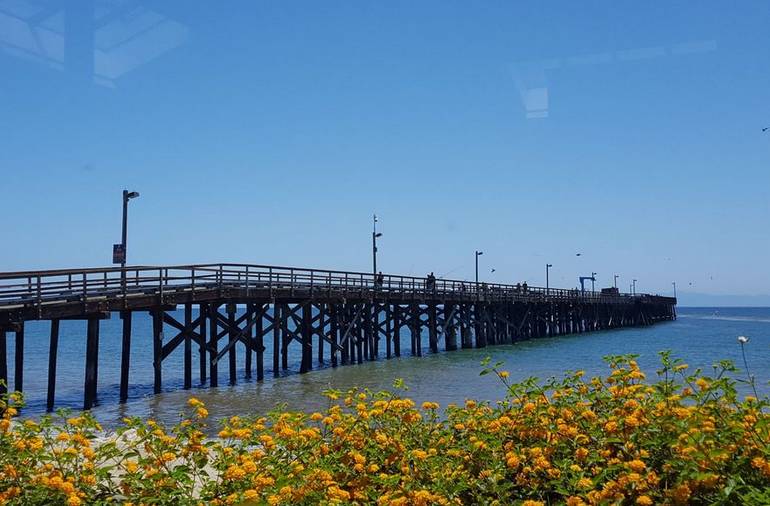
[0,263,668,312]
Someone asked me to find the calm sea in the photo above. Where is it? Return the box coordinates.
[5,307,770,427]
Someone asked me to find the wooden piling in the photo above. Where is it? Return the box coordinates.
[428,303,438,353]
[281,305,289,371]
[46,319,59,412]
[245,304,253,380]
[184,304,192,389]
[119,311,132,403]
[0,330,6,396]
[317,303,325,365]
[363,304,372,361]
[272,304,281,378]
[255,305,264,381]
[227,304,237,386]
[84,317,100,410]
[209,305,219,387]
[330,304,339,367]
[14,324,24,393]
[385,304,392,359]
[198,304,207,385]
[152,310,163,395]
[300,303,312,373]
[393,305,401,357]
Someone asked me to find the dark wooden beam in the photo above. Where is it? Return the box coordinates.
[0,330,6,396]
[272,304,281,378]
[119,311,132,403]
[83,317,99,410]
[152,310,163,395]
[198,304,207,385]
[209,304,219,387]
[227,303,237,386]
[46,319,60,412]
[184,303,192,390]
[14,324,24,393]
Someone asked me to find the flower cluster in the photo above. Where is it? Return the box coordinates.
[0,352,769,505]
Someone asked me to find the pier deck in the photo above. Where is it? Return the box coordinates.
[0,263,677,410]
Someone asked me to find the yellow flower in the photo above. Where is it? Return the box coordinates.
[187,397,204,408]
[499,370,510,378]
[636,496,653,505]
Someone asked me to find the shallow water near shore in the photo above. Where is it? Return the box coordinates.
[8,307,770,428]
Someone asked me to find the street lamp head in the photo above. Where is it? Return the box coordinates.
[126,191,140,200]
[476,251,483,256]
[547,263,552,268]
[374,233,383,238]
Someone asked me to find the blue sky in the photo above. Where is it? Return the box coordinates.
[1,1,769,301]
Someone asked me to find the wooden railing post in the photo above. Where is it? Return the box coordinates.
[36,275,42,317]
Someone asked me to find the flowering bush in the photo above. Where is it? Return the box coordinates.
[0,352,768,505]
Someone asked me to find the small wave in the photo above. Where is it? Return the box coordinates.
[678,314,770,324]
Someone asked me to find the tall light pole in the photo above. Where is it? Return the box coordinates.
[121,190,140,265]
[591,272,597,293]
[372,214,382,277]
[546,263,553,294]
[672,281,677,298]
[632,279,637,295]
[614,274,619,289]
[475,251,484,284]
[119,190,140,281]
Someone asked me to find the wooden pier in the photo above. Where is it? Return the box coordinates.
[0,264,677,410]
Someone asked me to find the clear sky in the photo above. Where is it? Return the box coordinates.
[1,1,769,301]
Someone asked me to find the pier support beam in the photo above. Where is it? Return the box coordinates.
[272,304,281,378]
[227,304,237,386]
[152,310,162,395]
[46,319,60,412]
[184,304,192,389]
[300,303,312,373]
[119,312,132,403]
[84,317,100,410]
[0,331,6,396]
[14,324,24,393]
[198,305,207,385]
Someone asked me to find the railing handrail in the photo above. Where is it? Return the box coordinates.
[0,262,677,308]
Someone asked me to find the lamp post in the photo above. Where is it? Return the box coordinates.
[614,274,619,289]
[546,263,553,294]
[632,279,637,295]
[672,281,677,298]
[591,272,597,293]
[120,190,140,287]
[475,251,483,284]
[372,214,382,277]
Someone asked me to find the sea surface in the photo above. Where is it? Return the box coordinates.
[5,306,770,428]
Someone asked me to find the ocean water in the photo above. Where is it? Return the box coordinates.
[4,306,769,427]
